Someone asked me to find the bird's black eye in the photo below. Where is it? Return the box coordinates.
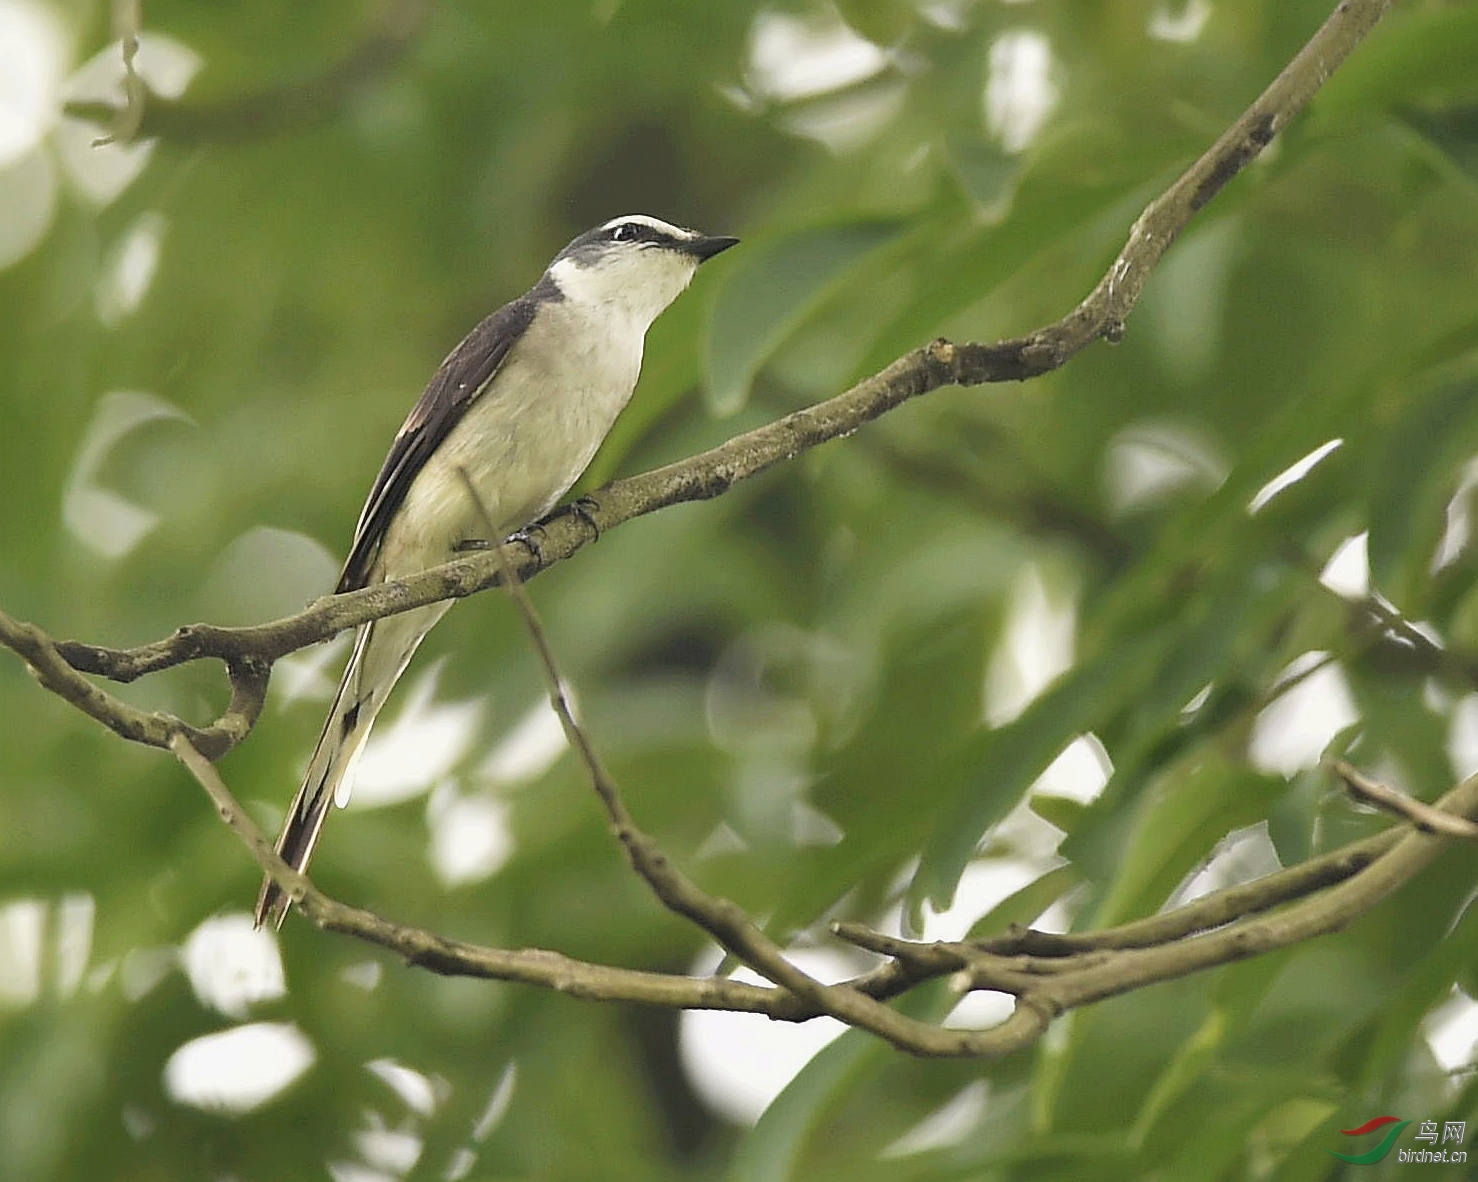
[610,222,643,243]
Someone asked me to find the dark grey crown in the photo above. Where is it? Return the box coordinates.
[553,218,738,267]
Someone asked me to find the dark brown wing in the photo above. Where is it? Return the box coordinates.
[336,290,543,592]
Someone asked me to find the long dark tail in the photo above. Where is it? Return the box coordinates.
[255,624,380,929]
[254,600,451,929]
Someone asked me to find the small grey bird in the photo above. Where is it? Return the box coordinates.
[255,215,738,928]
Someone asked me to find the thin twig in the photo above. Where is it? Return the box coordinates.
[166,729,814,1016]
[449,469,1009,1052]
[91,0,145,146]
[1328,758,1478,839]
[451,468,823,986]
[970,824,1401,957]
[168,730,308,905]
[165,711,1478,1056]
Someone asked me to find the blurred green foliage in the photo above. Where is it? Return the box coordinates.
[3,1,1478,1179]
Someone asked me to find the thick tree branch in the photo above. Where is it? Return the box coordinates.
[0,607,266,757]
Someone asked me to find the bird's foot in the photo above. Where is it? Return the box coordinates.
[458,529,547,566]
[571,495,602,540]
[508,522,548,565]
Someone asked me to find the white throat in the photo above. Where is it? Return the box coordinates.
[547,250,700,335]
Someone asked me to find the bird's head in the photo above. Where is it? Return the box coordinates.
[547,215,738,330]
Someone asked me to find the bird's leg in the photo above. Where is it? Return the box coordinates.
[457,528,547,565]
[571,495,602,540]
[507,522,548,564]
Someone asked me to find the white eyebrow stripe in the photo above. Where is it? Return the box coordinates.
[599,214,697,238]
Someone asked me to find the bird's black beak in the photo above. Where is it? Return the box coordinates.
[683,235,740,262]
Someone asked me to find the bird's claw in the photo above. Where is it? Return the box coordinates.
[456,530,544,565]
[572,495,602,540]
[509,523,548,564]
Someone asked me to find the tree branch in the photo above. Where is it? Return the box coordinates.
[167,730,793,1014]
[169,709,1478,1058]
[832,765,1478,1039]
[0,606,267,758]
[3,0,1434,1060]
[1329,758,1478,840]
[453,469,1031,1055]
[89,0,145,147]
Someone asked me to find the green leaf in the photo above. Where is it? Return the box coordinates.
[1310,5,1478,120]
[1128,1008,1227,1149]
[1027,794,1089,835]
[703,220,905,416]
[1364,373,1478,601]
[834,0,913,48]
[965,864,1080,940]
[726,981,956,1182]
[912,624,1178,915]
[1086,756,1285,931]
[945,131,1020,214]
[772,601,1000,937]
